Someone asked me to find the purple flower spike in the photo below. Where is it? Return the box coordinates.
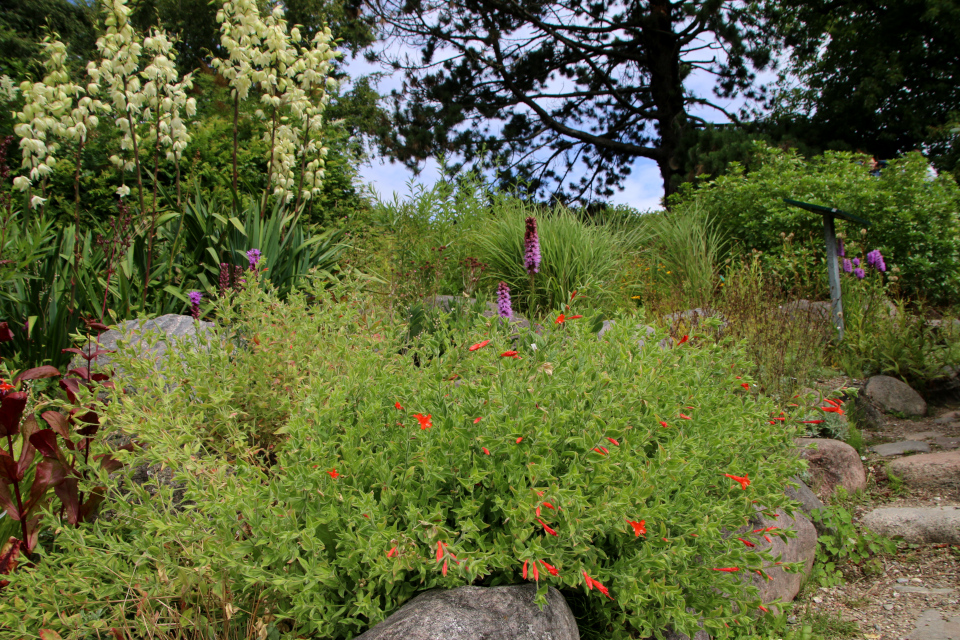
[497,281,513,319]
[188,290,202,320]
[523,217,541,275]
[852,257,860,267]
[866,249,886,272]
[838,239,845,257]
[842,258,852,273]
[247,248,262,270]
[854,268,866,279]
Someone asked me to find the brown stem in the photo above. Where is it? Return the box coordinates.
[261,101,280,216]
[144,115,162,308]
[122,77,147,214]
[5,434,30,557]
[232,92,239,196]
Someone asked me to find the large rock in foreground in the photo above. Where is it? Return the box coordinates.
[888,451,960,492]
[865,375,927,416]
[796,438,867,497]
[73,314,216,372]
[862,507,960,544]
[355,584,579,640]
[746,510,818,604]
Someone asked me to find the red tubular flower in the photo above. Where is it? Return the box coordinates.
[395,401,403,410]
[568,315,583,320]
[437,541,445,562]
[327,469,339,479]
[759,605,769,613]
[583,572,614,599]
[474,417,482,423]
[740,383,750,390]
[532,562,539,581]
[537,518,558,536]
[414,413,433,429]
[555,314,566,324]
[627,519,646,537]
[516,437,523,444]
[712,567,740,572]
[724,473,750,490]
[542,501,556,510]
[659,421,669,428]
[469,340,490,351]
[0,381,13,393]
[752,526,777,533]
[606,437,620,446]
[821,406,844,415]
[500,350,520,358]
[540,560,559,576]
[737,537,756,548]
[679,413,692,420]
[801,420,825,424]
[570,290,577,300]
[523,560,529,579]
[387,546,398,558]
[593,447,608,455]
[677,335,689,345]
[482,447,490,455]
[824,398,841,407]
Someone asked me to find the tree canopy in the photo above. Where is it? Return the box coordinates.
[369,0,781,201]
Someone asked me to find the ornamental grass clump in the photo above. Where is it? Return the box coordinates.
[1,279,804,640]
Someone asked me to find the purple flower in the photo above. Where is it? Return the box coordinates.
[188,290,202,320]
[843,258,852,273]
[838,239,845,257]
[247,248,262,270]
[496,281,513,319]
[219,263,231,296]
[854,268,866,280]
[852,257,860,267]
[523,217,541,275]
[866,249,886,272]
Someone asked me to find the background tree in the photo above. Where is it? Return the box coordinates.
[764,0,960,179]
[369,0,781,201]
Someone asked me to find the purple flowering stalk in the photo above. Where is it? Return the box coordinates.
[523,217,541,275]
[838,239,845,257]
[842,258,852,273]
[219,263,231,296]
[852,257,860,267]
[866,249,886,272]
[496,281,513,319]
[853,268,866,280]
[247,248,262,270]
[188,290,202,320]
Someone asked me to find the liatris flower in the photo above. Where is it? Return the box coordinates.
[188,290,202,320]
[843,258,852,273]
[838,239,845,257]
[866,249,886,272]
[523,217,541,275]
[496,281,513,318]
[219,263,231,296]
[233,265,244,290]
[854,268,865,279]
[247,248,262,270]
[852,257,860,267]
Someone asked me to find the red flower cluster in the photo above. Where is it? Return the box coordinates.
[627,519,646,537]
[583,571,614,599]
[724,473,750,490]
[414,413,432,429]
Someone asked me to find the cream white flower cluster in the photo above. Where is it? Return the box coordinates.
[12,39,108,208]
[215,0,339,204]
[141,30,197,164]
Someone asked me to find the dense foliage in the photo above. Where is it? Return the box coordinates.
[668,144,960,304]
[1,277,805,639]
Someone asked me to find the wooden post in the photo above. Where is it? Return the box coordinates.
[822,213,844,340]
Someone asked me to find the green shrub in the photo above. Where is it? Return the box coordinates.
[809,506,897,587]
[669,143,960,304]
[3,277,805,640]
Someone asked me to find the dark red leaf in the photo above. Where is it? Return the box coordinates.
[0,392,27,438]
[91,373,112,383]
[14,366,61,382]
[0,482,20,520]
[54,477,80,525]
[59,378,81,404]
[71,410,99,429]
[24,514,41,553]
[29,430,59,458]
[0,536,21,589]
[84,321,110,332]
[79,488,106,522]
[15,416,37,480]
[41,411,70,439]
[61,348,85,356]
[68,368,91,381]
[82,349,113,362]
[0,322,13,343]
[0,450,18,483]
[39,629,64,640]
[77,424,99,437]
[95,453,124,474]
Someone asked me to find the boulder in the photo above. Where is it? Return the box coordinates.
[870,441,931,457]
[796,438,867,497]
[907,609,960,640]
[854,396,887,431]
[784,477,826,528]
[746,510,818,604]
[934,410,960,425]
[904,431,942,441]
[72,314,216,373]
[354,584,579,640]
[865,375,927,417]
[933,436,960,450]
[888,451,960,492]
[862,506,960,544]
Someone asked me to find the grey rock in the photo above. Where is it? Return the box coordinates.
[934,411,960,425]
[855,397,887,430]
[784,477,825,525]
[73,314,216,373]
[598,319,616,339]
[865,375,927,417]
[933,437,960,450]
[888,451,960,492]
[862,507,960,544]
[870,441,932,456]
[904,431,943,441]
[896,587,956,595]
[907,609,960,640]
[744,510,818,604]
[598,320,660,350]
[354,584,579,640]
[796,438,867,497]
